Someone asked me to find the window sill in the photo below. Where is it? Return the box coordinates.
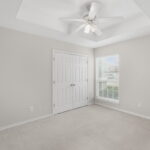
[96,97,120,104]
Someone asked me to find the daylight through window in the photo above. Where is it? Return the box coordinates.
[96,55,119,102]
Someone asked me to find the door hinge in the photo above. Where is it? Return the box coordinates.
[53,81,56,84]
[53,57,55,61]
[53,104,55,107]
[87,97,88,100]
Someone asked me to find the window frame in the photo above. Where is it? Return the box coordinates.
[95,54,120,104]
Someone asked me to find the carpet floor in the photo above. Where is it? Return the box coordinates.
[0,105,150,150]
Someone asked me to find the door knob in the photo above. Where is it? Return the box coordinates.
[70,83,76,86]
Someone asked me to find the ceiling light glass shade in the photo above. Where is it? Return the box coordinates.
[84,24,91,34]
[84,24,96,34]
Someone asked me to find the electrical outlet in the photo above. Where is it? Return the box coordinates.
[29,106,34,113]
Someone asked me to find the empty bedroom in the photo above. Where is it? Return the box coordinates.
[1,0,150,150]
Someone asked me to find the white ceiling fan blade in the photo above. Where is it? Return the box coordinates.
[88,2,100,20]
[97,16,124,23]
[72,24,86,34]
[60,17,85,23]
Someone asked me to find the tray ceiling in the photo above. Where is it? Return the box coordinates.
[0,0,150,48]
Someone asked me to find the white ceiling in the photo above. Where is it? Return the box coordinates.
[0,0,150,48]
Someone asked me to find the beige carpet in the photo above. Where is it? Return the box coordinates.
[0,105,150,150]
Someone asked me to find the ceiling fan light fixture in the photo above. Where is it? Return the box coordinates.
[60,1,123,37]
[84,24,96,34]
[84,24,91,34]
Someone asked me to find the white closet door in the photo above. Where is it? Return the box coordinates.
[53,53,72,114]
[53,51,88,114]
[72,55,88,109]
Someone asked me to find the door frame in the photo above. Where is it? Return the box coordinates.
[52,49,89,114]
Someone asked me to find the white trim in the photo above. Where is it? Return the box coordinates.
[95,101,150,120]
[96,97,119,104]
[53,49,88,57]
[0,114,52,132]
[51,49,55,114]
[95,54,120,103]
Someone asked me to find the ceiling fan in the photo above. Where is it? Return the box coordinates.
[60,1,124,36]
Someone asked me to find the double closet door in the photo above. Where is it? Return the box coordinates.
[53,50,88,114]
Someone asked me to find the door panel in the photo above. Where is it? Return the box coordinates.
[72,56,88,108]
[53,53,72,114]
[53,51,88,114]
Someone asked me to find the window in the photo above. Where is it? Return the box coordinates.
[96,55,119,103]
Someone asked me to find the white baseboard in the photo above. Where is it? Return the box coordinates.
[0,114,52,132]
[96,101,150,120]
[2,102,149,132]
[0,102,93,132]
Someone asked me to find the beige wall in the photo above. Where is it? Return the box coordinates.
[2,24,150,129]
[0,27,94,128]
[95,35,150,117]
